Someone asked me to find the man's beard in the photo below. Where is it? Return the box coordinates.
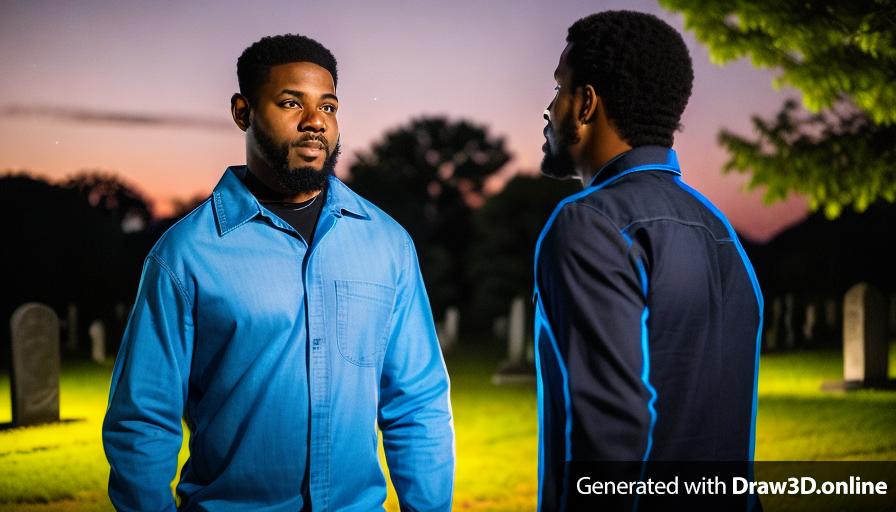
[253,125,341,194]
[540,114,579,180]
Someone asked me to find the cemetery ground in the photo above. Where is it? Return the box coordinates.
[1,342,895,512]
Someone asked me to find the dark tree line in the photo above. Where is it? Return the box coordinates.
[1,172,155,364]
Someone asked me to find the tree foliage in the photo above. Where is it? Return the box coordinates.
[720,99,896,217]
[63,171,153,231]
[661,0,896,121]
[661,0,896,217]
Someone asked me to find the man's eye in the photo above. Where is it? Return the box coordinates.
[282,100,300,108]
[322,104,337,113]
[553,85,561,92]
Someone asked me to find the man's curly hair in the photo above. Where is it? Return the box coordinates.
[566,11,693,147]
[237,34,338,105]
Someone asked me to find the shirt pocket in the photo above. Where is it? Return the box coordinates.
[335,280,395,367]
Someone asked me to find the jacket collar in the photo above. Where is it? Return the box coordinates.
[587,145,681,188]
[212,166,370,236]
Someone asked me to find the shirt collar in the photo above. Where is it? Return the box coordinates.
[587,145,681,188]
[212,166,370,236]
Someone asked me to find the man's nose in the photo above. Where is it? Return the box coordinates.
[299,110,325,132]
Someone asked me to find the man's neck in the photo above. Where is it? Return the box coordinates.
[580,140,632,186]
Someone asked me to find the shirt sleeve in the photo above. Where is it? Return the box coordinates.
[378,234,455,511]
[102,253,194,512]
[537,203,652,462]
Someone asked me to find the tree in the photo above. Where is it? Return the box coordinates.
[348,117,510,315]
[63,171,153,232]
[661,0,896,217]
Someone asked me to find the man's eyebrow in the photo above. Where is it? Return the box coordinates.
[279,89,339,102]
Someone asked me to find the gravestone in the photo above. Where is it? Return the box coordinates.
[492,316,508,340]
[820,297,839,343]
[65,303,78,352]
[783,294,796,348]
[444,306,460,350]
[824,299,838,329]
[507,297,526,365]
[802,303,817,344]
[89,319,106,363]
[492,296,534,384]
[842,284,888,382]
[822,283,894,391]
[436,306,460,353]
[9,303,61,426]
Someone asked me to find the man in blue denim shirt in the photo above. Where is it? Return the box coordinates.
[102,34,454,511]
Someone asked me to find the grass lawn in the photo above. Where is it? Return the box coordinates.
[1,343,894,511]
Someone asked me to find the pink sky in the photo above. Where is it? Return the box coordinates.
[0,0,808,241]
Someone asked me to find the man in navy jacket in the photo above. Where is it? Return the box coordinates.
[535,11,763,510]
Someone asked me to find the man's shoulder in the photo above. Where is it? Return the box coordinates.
[569,172,663,227]
[543,186,627,238]
[147,196,216,264]
[568,171,730,240]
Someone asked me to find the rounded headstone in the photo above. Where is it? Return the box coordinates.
[10,302,61,426]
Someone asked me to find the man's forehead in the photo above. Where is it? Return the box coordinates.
[555,43,574,80]
[266,61,335,92]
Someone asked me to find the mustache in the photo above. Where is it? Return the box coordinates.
[290,135,330,153]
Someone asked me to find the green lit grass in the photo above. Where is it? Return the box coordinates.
[1,344,894,511]
[754,346,896,461]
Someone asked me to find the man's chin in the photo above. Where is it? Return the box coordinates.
[287,164,324,175]
[287,157,325,173]
[540,155,578,181]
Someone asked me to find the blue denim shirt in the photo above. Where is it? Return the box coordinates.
[103,166,455,511]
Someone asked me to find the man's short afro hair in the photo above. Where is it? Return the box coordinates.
[237,34,338,104]
[566,11,693,147]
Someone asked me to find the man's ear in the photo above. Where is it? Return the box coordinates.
[230,93,251,132]
[579,84,600,125]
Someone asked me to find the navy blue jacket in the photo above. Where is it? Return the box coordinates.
[533,146,763,509]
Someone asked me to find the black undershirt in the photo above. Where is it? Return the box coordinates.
[244,171,327,245]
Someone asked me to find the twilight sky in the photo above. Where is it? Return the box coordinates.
[0,0,808,241]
